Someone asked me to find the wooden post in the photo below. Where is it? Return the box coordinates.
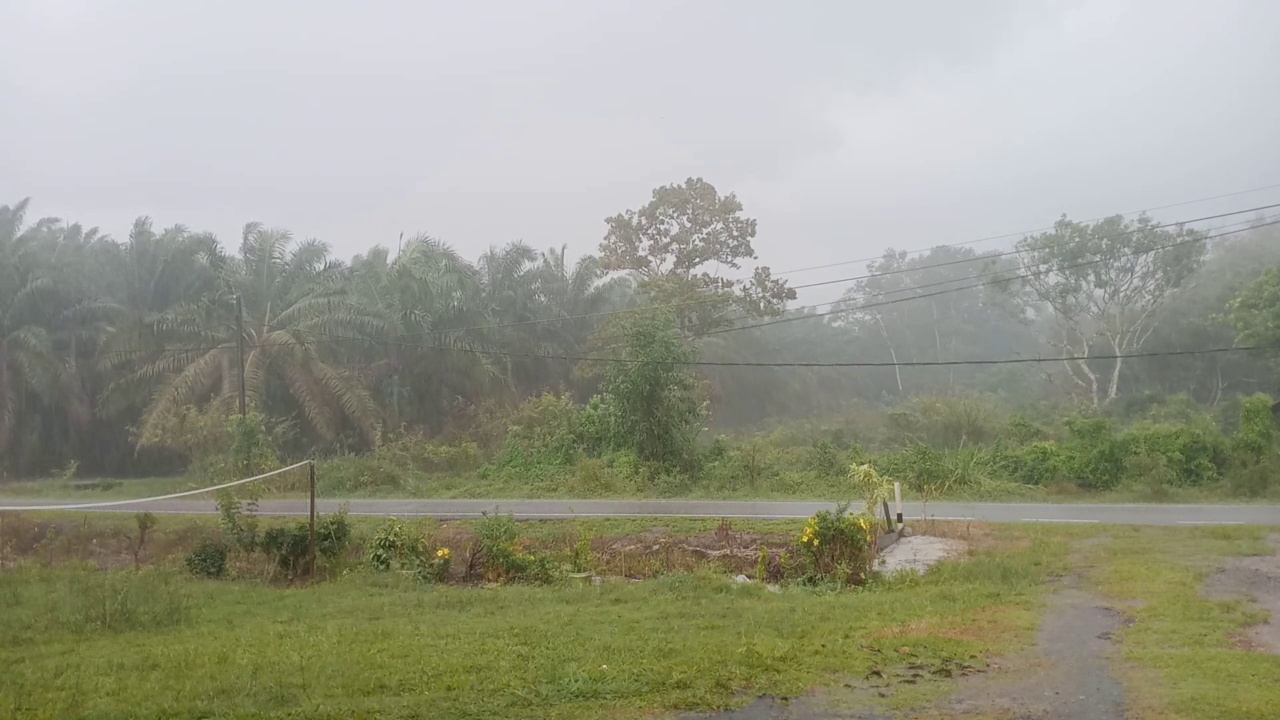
[881,500,895,533]
[308,460,317,576]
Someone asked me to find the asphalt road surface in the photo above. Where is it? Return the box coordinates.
[1,498,1277,525]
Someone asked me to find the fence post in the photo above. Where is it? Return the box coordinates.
[308,460,317,576]
[894,482,903,526]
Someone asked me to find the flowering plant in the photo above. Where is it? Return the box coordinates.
[797,502,877,584]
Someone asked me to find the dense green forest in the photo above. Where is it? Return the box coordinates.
[3,179,1280,498]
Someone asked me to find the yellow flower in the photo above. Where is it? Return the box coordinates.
[436,547,451,559]
[812,539,819,547]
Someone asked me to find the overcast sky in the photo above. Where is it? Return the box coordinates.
[3,0,1278,299]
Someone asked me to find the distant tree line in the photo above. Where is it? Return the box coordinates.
[1,178,1278,477]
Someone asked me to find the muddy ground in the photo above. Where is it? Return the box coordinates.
[1203,533,1280,653]
[693,532,1280,720]
[687,538,1129,720]
[686,582,1127,720]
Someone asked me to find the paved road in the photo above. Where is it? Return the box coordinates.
[1,498,1277,525]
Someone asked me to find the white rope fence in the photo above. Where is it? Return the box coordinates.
[0,461,311,512]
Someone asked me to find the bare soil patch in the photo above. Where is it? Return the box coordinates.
[876,536,967,576]
[1202,533,1280,654]
[592,521,795,580]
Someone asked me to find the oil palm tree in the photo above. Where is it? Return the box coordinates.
[97,217,228,420]
[0,200,117,472]
[526,245,631,392]
[127,224,382,449]
[349,235,499,431]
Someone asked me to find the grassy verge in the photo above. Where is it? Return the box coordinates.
[3,470,1278,505]
[1086,526,1280,720]
[0,522,1065,720]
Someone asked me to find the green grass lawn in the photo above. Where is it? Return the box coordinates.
[1085,525,1280,720]
[0,529,1063,720]
[3,516,1280,719]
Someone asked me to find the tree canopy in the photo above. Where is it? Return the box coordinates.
[0,190,1276,477]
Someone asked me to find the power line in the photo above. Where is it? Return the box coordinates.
[124,326,1274,369]
[588,213,1273,345]
[699,217,1280,338]
[101,216,1279,364]
[405,200,1280,339]
[769,181,1280,277]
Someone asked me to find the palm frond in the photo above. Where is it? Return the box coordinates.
[279,357,340,442]
[136,347,227,443]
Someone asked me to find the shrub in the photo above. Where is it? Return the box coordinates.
[808,440,846,478]
[1228,457,1276,497]
[797,503,876,585]
[321,438,484,494]
[260,525,311,575]
[568,457,623,495]
[1009,442,1067,486]
[1003,415,1047,444]
[216,489,261,551]
[185,541,228,578]
[699,440,780,492]
[888,396,1003,449]
[1061,416,1126,491]
[418,547,451,583]
[492,393,584,469]
[175,410,283,486]
[474,513,560,584]
[849,463,894,516]
[1230,394,1276,466]
[1124,452,1176,500]
[1227,394,1278,497]
[1122,423,1227,487]
[367,518,416,571]
[878,444,949,500]
[316,510,353,559]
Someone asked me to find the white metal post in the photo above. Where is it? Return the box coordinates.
[894,482,903,525]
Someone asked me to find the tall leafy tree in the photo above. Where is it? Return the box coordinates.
[596,311,705,467]
[832,246,1037,397]
[600,177,794,335]
[1016,214,1206,406]
[1133,222,1280,404]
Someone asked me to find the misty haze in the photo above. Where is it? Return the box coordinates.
[2,2,1280,719]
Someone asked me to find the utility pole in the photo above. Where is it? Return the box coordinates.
[307,460,317,576]
[236,295,247,417]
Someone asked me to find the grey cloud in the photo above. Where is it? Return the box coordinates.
[2,0,1277,297]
